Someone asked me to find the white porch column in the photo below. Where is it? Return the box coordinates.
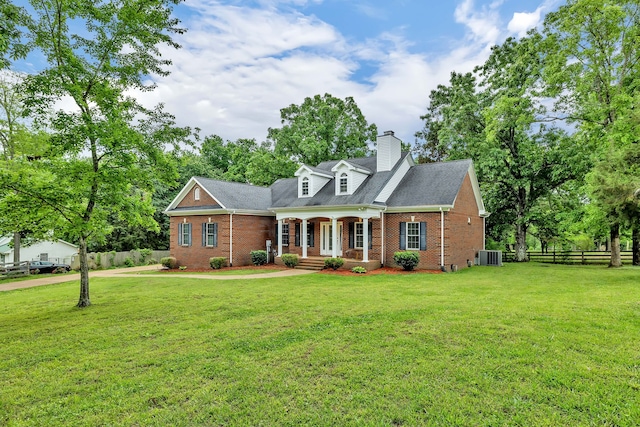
[362,217,369,262]
[302,219,308,259]
[277,219,283,256]
[331,217,338,258]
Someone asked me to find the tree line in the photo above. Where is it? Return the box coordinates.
[0,0,638,307]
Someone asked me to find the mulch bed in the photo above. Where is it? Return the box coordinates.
[154,265,442,275]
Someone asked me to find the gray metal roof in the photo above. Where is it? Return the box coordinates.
[192,177,273,210]
[386,159,472,206]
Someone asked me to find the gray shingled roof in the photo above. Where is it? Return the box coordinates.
[270,154,410,208]
[386,159,472,206]
[192,177,273,210]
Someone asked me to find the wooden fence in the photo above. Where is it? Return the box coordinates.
[503,251,634,265]
[0,261,31,277]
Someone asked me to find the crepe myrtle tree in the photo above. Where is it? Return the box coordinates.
[1,0,191,307]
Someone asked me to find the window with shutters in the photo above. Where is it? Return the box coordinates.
[406,222,420,250]
[179,223,192,246]
[282,224,289,246]
[205,223,217,247]
[355,223,364,249]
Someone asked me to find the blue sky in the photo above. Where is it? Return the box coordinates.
[17,0,563,147]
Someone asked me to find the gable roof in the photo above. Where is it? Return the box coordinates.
[165,177,273,212]
[386,159,475,207]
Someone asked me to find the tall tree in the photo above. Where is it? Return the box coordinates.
[542,0,640,266]
[269,93,377,166]
[416,35,591,261]
[0,0,188,307]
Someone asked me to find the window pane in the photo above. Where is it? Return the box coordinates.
[407,222,420,250]
[355,223,363,248]
[206,223,215,246]
[282,224,289,245]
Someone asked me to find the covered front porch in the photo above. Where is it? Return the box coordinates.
[272,206,386,267]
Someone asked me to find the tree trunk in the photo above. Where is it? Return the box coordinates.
[633,222,640,266]
[77,236,91,307]
[514,223,528,262]
[12,232,20,264]
[609,224,622,268]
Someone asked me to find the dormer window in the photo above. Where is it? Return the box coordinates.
[339,173,348,194]
[302,177,309,196]
[194,187,200,201]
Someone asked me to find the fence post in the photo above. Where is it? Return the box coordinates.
[553,251,556,264]
[581,251,585,264]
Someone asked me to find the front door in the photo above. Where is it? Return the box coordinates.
[320,222,343,256]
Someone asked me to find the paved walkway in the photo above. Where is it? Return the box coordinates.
[0,265,316,292]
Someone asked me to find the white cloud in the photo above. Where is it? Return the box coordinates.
[132,0,550,148]
[507,0,561,37]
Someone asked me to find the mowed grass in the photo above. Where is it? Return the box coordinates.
[1,264,639,426]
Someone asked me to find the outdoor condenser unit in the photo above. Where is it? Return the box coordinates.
[478,250,503,266]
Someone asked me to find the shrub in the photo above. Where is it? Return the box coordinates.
[147,258,157,265]
[393,251,420,271]
[209,257,227,269]
[281,254,299,268]
[324,257,344,270]
[351,266,366,274]
[95,253,102,268]
[138,248,153,264]
[161,257,178,269]
[179,266,187,270]
[108,251,116,268]
[124,257,135,267]
[251,250,268,266]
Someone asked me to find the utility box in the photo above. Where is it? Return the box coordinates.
[478,250,502,266]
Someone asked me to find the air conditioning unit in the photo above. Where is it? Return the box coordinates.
[478,250,502,266]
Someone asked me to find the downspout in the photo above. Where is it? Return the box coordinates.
[440,208,444,269]
[230,211,234,267]
[483,216,486,250]
[381,207,387,266]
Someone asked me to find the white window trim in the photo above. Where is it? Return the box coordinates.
[181,223,192,246]
[282,223,290,246]
[406,221,420,251]
[205,223,216,247]
[355,222,364,249]
[339,173,348,194]
[302,177,309,196]
[194,187,200,201]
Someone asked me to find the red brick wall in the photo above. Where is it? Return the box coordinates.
[444,173,484,269]
[170,214,274,268]
[383,173,484,271]
[384,212,443,270]
[176,185,220,208]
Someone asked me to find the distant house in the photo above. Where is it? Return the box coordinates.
[164,131,488,271]
[0,236,78,265]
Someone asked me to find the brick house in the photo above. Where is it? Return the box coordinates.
[165,131,488,270]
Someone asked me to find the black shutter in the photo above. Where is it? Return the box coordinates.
[202,223,206,246]
[178,223,183,246]
[295,223,300,246]
[213,223,218,247]
[399,222,406,250]
[348,222,354,249]
[308,223,314,247]
[420,222,426,251]
[368,223,373,250]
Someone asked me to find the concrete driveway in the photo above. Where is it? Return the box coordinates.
[0,265,315,292]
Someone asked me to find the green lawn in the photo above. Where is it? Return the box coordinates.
[135,268,282,276]
[1,264,639,426]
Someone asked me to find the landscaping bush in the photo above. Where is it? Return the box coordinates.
[161,257,178,269]
[124,257,135,267]
[179,266,187,271]
[209,257,227,270]
[393,251,420,271]
[351,266,366,274]
[138,248,153,265]
[281,254,299,268]
[250,250,268,266]
[324,257,344,270]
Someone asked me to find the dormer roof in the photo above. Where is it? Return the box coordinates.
[330,160,372,175]
[294,164,333,178]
